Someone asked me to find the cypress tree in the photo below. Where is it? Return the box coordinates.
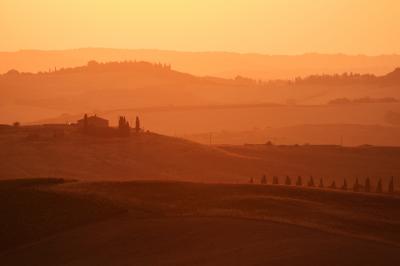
[308,176,315,187]
[330,180,337,189]
[273,176,279,185]
[353,178,360,192]
[319,178,324,188]
[376,178,383,193]
[285,176,291,186]
[296,176,302,186]
[365,177,371,192]
[261,175,267,185]
[118,116,123,129]
[341,178,348,191]
[388,176,395,194]
[118,116,131,137]
[83,113,88,133]
[249,177,254,184]
[135,116,141,133]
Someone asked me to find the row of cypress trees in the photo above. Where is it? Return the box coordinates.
[118,116,141,136]
[118,116,130,136]
[252,175,396,193]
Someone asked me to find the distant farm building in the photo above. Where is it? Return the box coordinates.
[77,114,109,128]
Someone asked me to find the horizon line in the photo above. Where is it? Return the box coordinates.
[0,47,399,57]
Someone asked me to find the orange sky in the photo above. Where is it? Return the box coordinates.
[1,0,400,54]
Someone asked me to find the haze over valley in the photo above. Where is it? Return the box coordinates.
[2,1,400,265]
[2,59,400,146]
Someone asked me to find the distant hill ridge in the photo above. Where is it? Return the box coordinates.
[3,60,181,77]
[1,48,400,80]
[2,60,400,85]
[1,60,400,125]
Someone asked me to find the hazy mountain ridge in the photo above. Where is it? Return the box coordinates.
[2,48,400,80]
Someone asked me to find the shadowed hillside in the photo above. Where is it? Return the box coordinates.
[1,179,400,266]
[0,178,123,253]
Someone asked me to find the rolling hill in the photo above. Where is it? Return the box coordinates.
[1,48,400,80]
[1,178,399,266]
[1,125,400,187]
[1,60,400,128]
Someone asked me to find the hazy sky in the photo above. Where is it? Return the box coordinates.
[1,0,400,54]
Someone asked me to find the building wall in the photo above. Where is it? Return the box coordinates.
[77,117,109,128]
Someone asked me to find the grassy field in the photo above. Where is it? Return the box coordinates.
[1,126,400,265]
[1,178,400,265]
[54,180,400,246]
[0,178,124,253]
[1,126,400,188]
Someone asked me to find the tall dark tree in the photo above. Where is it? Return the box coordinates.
[135,116,141,133]
[353,178,360,192]
[118,116,130,137]
[296,176,302,186]
[83,114,88,132]
[319,178,324,188]
[341,178,348,191]
[273,176,279,185]
[388,176,395,193]
[249,177,254,184]
[308,176,315,187]
[365,177,371,192]
[285,176,291,186]
[376,178,383,193]
[118,116,123,128]
[330,180,337,189]
[261,175,267,185]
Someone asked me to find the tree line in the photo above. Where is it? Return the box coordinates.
[252,175,396,194]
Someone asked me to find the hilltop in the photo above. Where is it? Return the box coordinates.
[0,125,266,182]
[1,125,400,186]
